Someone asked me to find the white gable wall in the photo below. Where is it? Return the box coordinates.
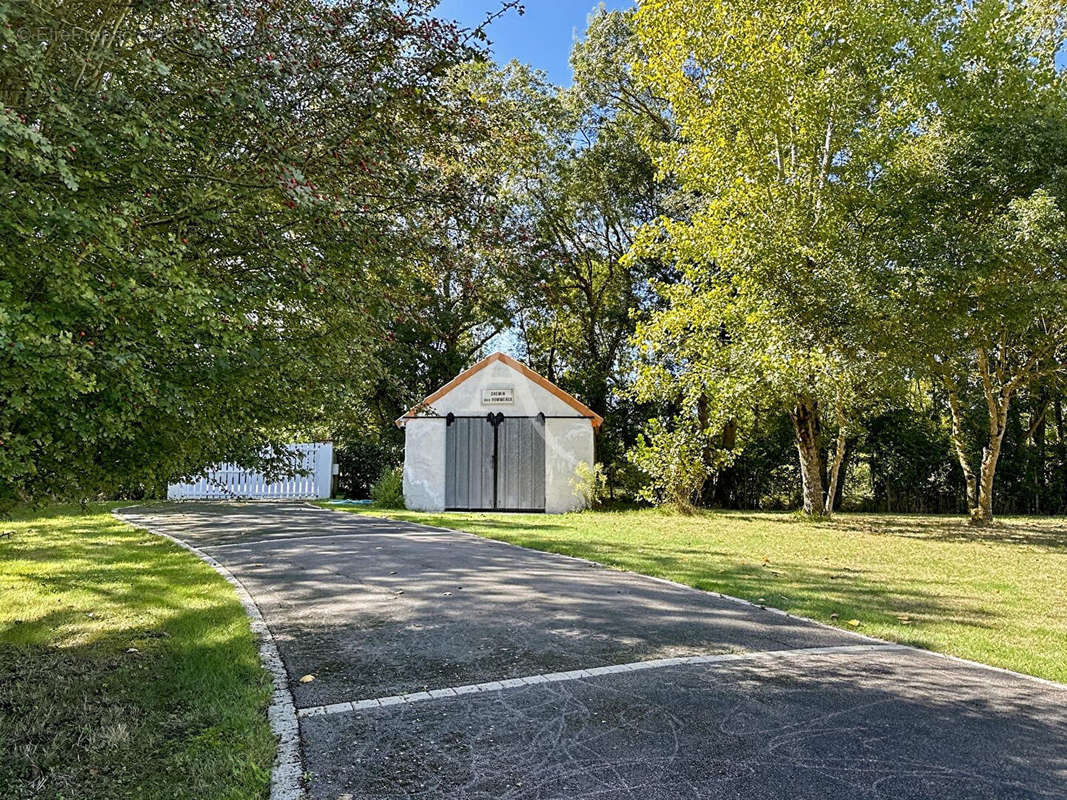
[402,360,595,513]
[422,360,579,417]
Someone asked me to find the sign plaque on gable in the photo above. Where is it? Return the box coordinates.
[482,386,514,406]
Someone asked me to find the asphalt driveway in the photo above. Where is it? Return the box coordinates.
[118,503,1067,800]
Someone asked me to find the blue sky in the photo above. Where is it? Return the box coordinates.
[434,0,634,85]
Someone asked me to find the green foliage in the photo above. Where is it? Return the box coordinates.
[865,410,963,514]
[993,388,1067,516]
[629,0,926,515]
[5,0,1066,523]
[334,437,403,500]
[0,0,486,506]
[628,0,1067,520]
[875,1,1067,522]
[708,414,799,510]
[570,461,608,510]
[628,418,710,511]
[454,9,672,492]
[356,58,538,433]
[370,465,405,509]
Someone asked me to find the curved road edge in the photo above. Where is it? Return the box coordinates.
[114,505,305,800]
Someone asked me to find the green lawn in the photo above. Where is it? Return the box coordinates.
[0,504,274,800]
[325,504,1067,684]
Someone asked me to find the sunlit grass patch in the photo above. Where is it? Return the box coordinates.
[325,504,1067,684]
[0,504,274,799]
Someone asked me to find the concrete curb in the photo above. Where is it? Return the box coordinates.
[113,506,305,800]
[311,503,1067,692]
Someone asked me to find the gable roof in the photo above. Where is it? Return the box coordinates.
[395,352,603,430]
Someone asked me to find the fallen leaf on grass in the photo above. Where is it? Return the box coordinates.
[847,619,861,627]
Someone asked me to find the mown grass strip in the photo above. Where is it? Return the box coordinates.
[323,504,1067,684]
[0,504,274,800]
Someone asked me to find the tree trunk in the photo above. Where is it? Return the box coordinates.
[1056,397,1067,515]
[970,349,1015,526]
[825,426,847,515]
[721,418,737,451]
[691,393,715,506]
[696,394,715,472]
[944,382,979,518]
[1033,397,1047,515]
[974,437,1004,525]
[833,436,856,511]
[973,392,1011,525]
[791,397,826,516]
[711,419,738,507]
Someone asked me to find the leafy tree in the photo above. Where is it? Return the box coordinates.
[352,76,528,433]
[865,409,962,513]
[996,379,1067,515]
[332,55,535,487]
[333,437,402,500]
[718,414,800,510]
[881,1,1067,524]
[629,0,926,514]
[0,0,501,505]
[462,10,673,490]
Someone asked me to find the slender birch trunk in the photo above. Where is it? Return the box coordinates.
[943,361,1014,526]
[1056,398,1067,514]
[971,348,1015,525]
[944,380,979,517]
[825,422,848,515]
[791,396,826,516]
[973,391,1011,526]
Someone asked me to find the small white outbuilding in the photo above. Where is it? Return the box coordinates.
[396,352,602,513]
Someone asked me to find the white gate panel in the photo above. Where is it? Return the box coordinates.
[167,443,333,500]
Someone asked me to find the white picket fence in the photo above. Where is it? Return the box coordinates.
[167,442,334,500]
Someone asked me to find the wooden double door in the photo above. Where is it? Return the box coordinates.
[445,414,546,511]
